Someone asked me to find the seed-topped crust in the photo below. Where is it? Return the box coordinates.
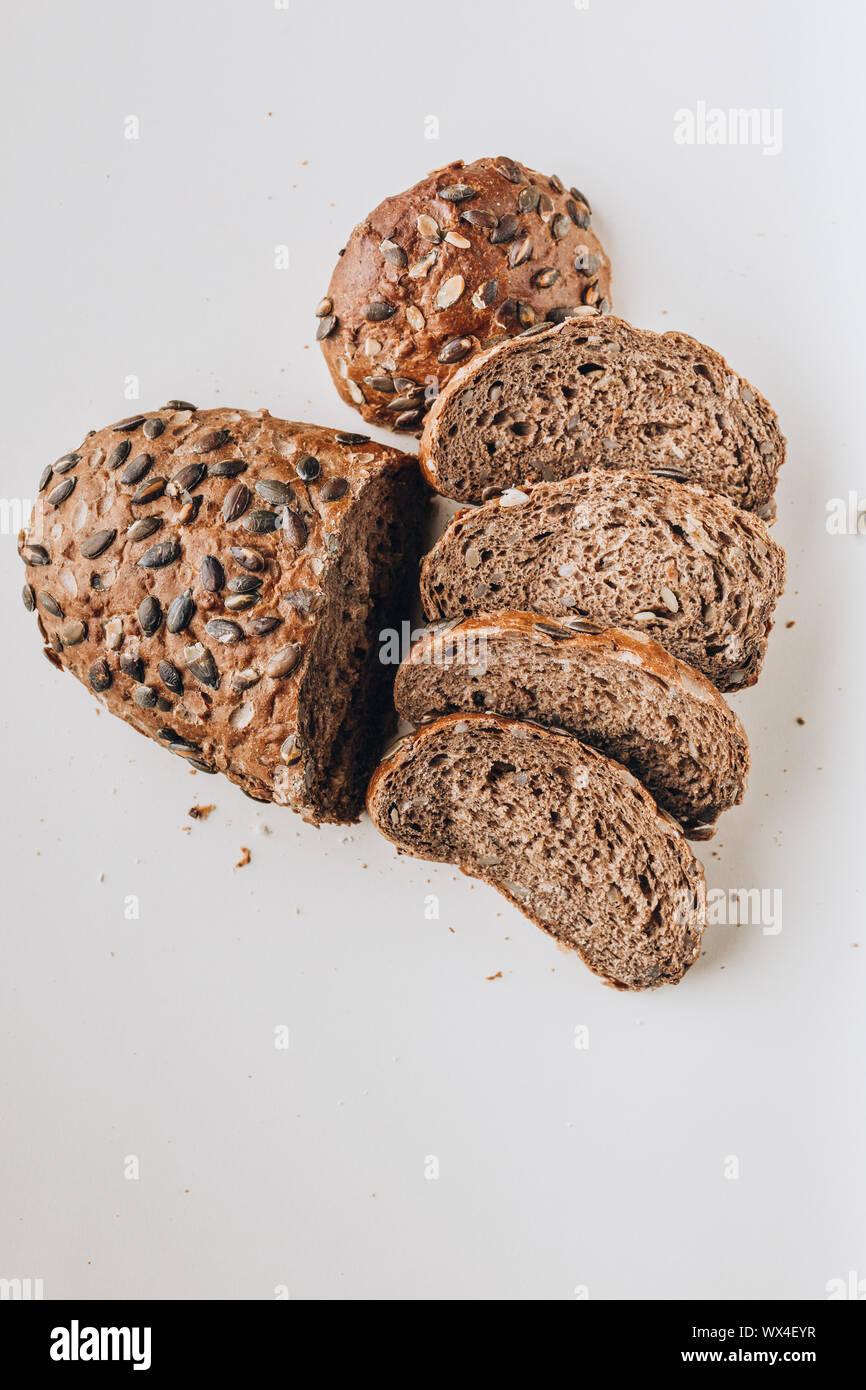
[318,156,611,433]
[20,405,427,823]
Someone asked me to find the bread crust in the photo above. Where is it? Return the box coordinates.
[20,405,424,823]
[318,156,611,433]
[419,312,784,512]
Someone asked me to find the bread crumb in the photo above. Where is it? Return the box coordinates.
[189,803,215,821]
[486,971,503,981]
[235,847,251,869]
[785,620,795,628]
[795,717,805,725]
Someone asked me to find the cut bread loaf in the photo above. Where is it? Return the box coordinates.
[394,614,749,832]
[419,312,784,514]
[419,469,785,690]
[20,405,427,823]
[318,155,611,433]
[367,713,707,990]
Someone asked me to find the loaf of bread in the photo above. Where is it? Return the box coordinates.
[20,404,427,823]
[317,156,611,433]
[419,469,785,690]
[367,713,707,989]
[393,613,749,832]
[419,312,784,514]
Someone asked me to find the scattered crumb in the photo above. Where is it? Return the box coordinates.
[486,971,503,981]
[786,620,795,628]
[189,803,215,821]
[235,846,251,869]
[796,717,805,725]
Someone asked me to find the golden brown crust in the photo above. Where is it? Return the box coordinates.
[318,156,611,433]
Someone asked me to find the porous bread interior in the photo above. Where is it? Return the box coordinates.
[297,468,422,822]
[373,720,703,989]
[432,326,777,510]
[396,629,747,828]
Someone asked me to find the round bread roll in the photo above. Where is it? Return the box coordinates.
[316,155,612,434]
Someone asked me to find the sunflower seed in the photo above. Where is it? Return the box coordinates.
[247,615,281,636]
[281,509,307,548]
[22,583,35,611]
[61,620,87,646]
[206,618,244,645]
[244,508,279,534]
[169,462,207,494]
[38,590,63,617]
[435,275,465,310]
[119,653,145,681]
[53,453,80,474]
[166,399,197,411]
[143,418,165,440]
[211,458,247,479]
[494,157,522,183]
[389,394,423,411]
[131,476,167,504]
[138,595,162,635]
[574,249,600,275]
[508,234,532,266]
[409,250,437,279]
[518,185,541,213]
[315,297,333,317]
[659,586,680,613]
[113,414,145,432]
[490,214,518,245]
[438,183,476,202]
[334,431,370,445]
[280,734,302,765]
[365,375,395,393]
[566,199,590,229]
[47,477,76,507]
[133,684,157,708]
[185,644,219,689]
[319,477,348,502]
[267,644,301,678]
[445,231,471,249]
[223,482,251,523]
[38,465,54,492]
[295,455,320,481]
[225,592,260,612]
[120,453,153,486]
[167,590,195,633]
[532,266,559,289]
[462,208,498,229]
[193,429,230,453]
[394,410,421,429]
[598,297,610,314]
[471,279,498,310]
[514,302,535,328]
[347,381,365,404]
[228,574,262,594]
[138,539,179,569]
[89,659,112,692]
[285,589,322,615]
[316,314,337,340]
[533,621,572,640]
[363,301,397,322]
[80,529,116,559]
[648,467,689,482]
[155,660,182,694]
[537,192,554,223]
[551,213,571,240]
[107,440,132,470]
[200,555,224,592]
[379,238,408,267]
[437,337,473,365]
[546,306,577,323]
[230,546,264,572]
[583,282,599,306]
[232,668,260,692]
[415,213,442,242]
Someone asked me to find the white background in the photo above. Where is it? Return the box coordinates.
[1,0,864,1301]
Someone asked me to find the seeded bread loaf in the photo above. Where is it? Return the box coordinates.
[317,156,611,433]
[20,405,427,823]
[367,713,707,990]
[419,312,784,514]
[394,613,749,833]
[419,469,786,691]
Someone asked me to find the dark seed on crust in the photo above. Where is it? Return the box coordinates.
[47,477,76,506]
[296,454,320,481]
[255,478,293,506]
[22,584,35,612]
[552,213,571,240]
[21,543,50,566]
[107,440,132,470]
[394,410,422,429]
[44,646,63,669]
[532,266,560,289]
[80,529,117,559]
[319,477,348,502]
[334,432,369,445]
[574,250,600,275]
[229,546,264,572]
[170,462,207,493]
[138,539,179,569]
[315,296,333,317]
[132,477,167,504]
[247,615,281,636]
[61,620,87,646]
[143,417,165,440]
[379,238,408,268]
[201,555,224,592]
[281,509,307,548]
[508,234,533,266]
[185,645,219,689]
[515,302,536,328]
[165,400,197,411]
[570,187,592,213]
[244,509,279,534]
[158,659,183,693]
[89,659,112,693]
[138,595,162,636]
[363,301,397,322]
[533,621,573,640]
[228,574,262,594]
[120,453,153,485]
[209,458,247,478]
[133,684,157,708]
[494,157,522,184]
[53,453,80,475]
[285,588,322,616]
[38,590,63,617]
[223,482,251,523]
[598,297,611,314]
[518,185,541,213]
[38,465,54,492]
[566,199,591,230]
[193,429,231,454]
[477,279,498,306]
[266,644,302,678]
[127,516,163,543]
[49,630,63,653]
[316,314,337,340]
[113,414,145,433]
[490,214,519,245]
[547,306,578,323]
[206,618,244,645]
[437,336,473,365]
[167,590,195,633]
[461,208,498,229]
[648,467,690,482]
[549,173,565,193]
[119,653,145,681]
[156,696,172,713]
[438,183,477,202]
[365,375,395,393]
[224,592,260,612]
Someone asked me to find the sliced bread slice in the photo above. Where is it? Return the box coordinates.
[419,312,784,514]
[367,713,707,990]
[419,468,786,690]
[394,614,749,832]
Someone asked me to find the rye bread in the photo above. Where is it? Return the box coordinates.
[20,405,427,824]
[419,469,786,690]
[419,311,784,514]
[318,156,611,433]
[367,712,707,990]
[393,614,749,832]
